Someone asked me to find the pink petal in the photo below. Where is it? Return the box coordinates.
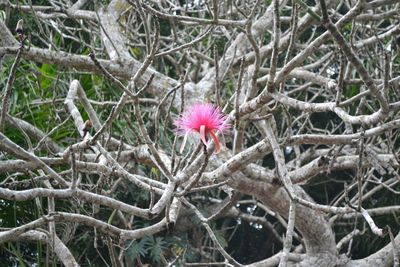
[209,130,221,154]
[200,125,208,146]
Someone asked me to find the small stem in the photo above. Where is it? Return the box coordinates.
[0,47,23,130]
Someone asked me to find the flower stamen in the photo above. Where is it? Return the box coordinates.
[175,103,230,154]
[200,125,207,146]
[209,130,221,154]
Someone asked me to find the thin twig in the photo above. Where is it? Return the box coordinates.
[181,197,244,267]
[0,47,23,130]
[267,0,281,92]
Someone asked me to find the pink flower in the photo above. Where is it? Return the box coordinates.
[175,103,230,154]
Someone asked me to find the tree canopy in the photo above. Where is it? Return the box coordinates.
[0,0,400,266]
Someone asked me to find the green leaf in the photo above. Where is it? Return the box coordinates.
[214,230,228,248]
[126,236,152,259]
[345,84,360,98]
[149,237,167,264]
[38,63,56,90]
